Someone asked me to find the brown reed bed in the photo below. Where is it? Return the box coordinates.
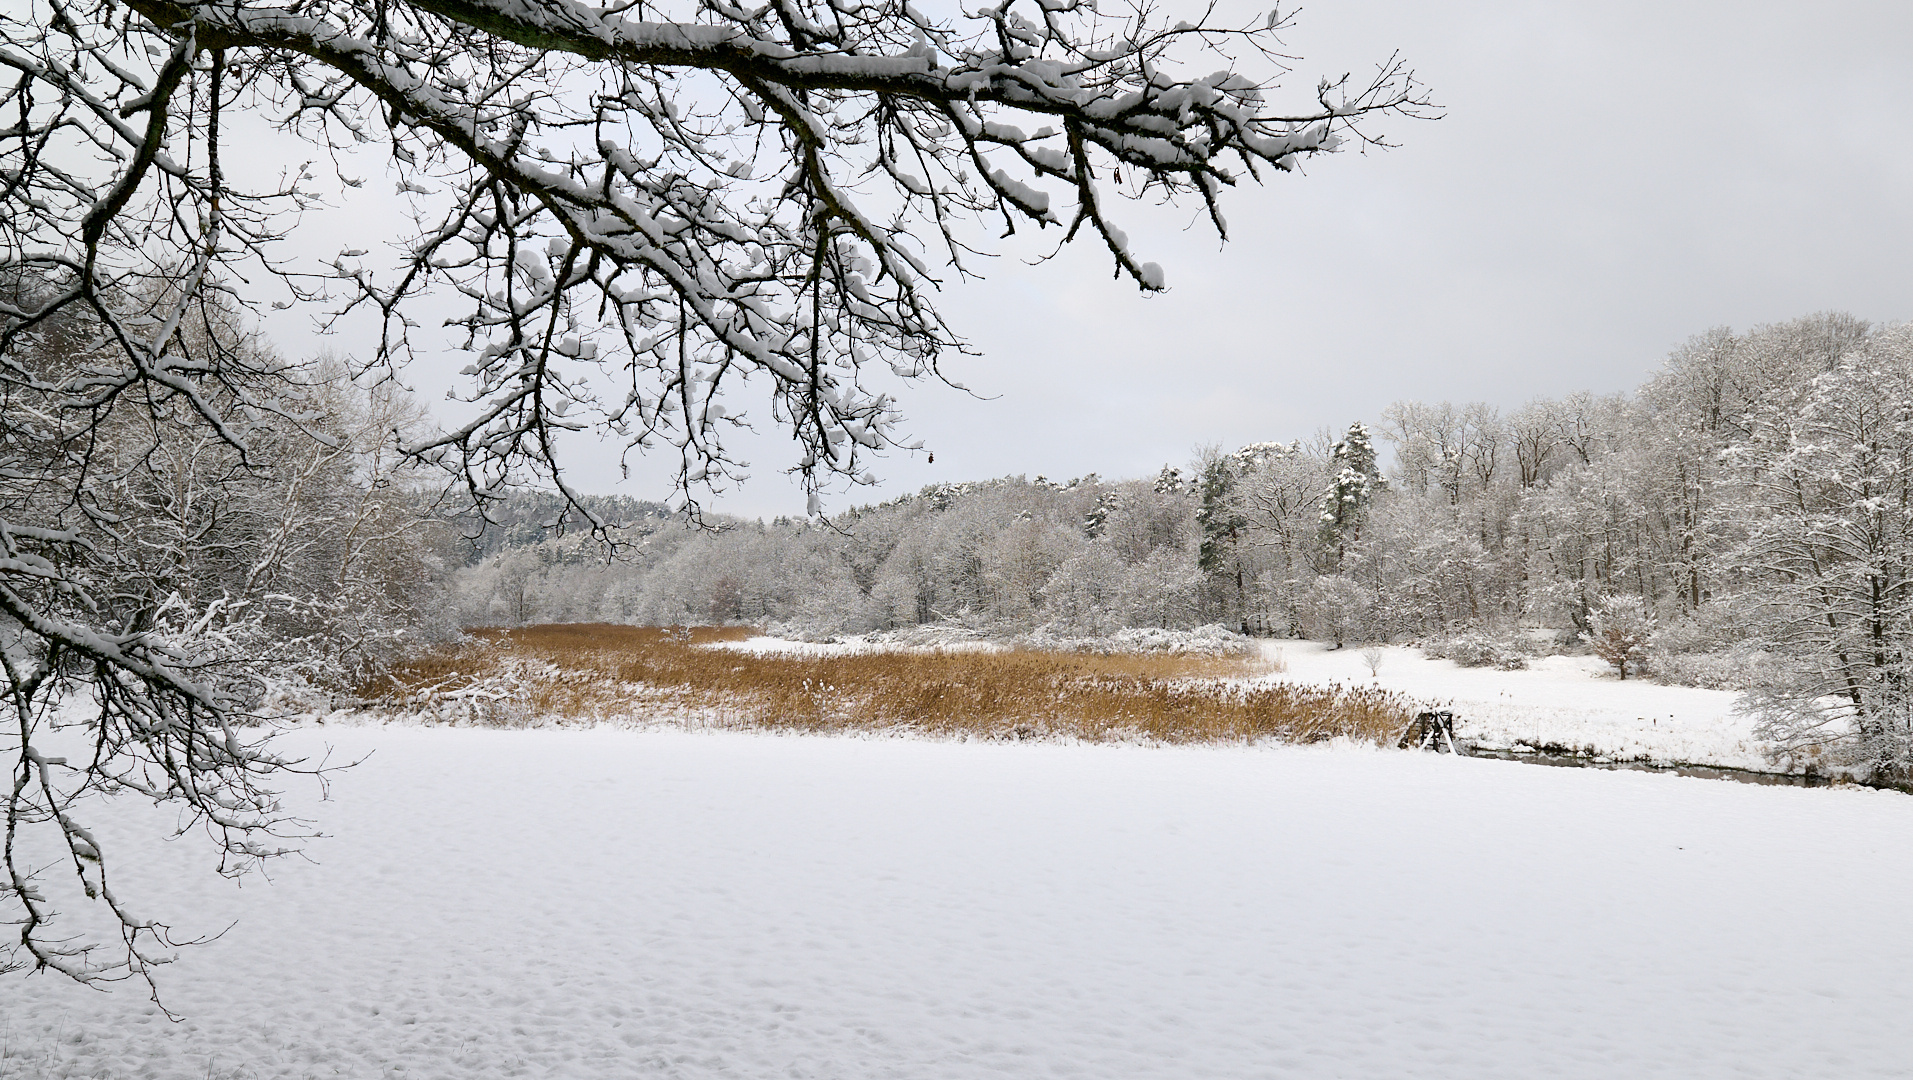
[362,623,1423,746]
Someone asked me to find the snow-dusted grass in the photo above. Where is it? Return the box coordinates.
[1262,640,1775,772]
[6,727,1912,1078]
[365,625,1417,746]
[398,626,1792,773]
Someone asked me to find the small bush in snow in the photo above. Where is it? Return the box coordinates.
[1645,650,1753,691]
[1583,599,1655,680]
[1642,614,1754,690]
[1424,631,1531,671]
[1019,623,1258,656]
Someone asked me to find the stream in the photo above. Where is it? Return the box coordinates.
[1459,743,1842,789]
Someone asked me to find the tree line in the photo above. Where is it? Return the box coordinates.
[8,270,1911,989]
[460,311,1913,779]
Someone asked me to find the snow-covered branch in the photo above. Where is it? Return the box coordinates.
[9,0,1427,519]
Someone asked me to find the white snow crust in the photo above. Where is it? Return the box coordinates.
[6,726,1911,1078]
[1261,640,1771,771]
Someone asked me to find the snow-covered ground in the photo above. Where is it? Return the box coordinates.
[1262,641,1773,772]
[712,633,1775,772]
[7,726,1912,1078]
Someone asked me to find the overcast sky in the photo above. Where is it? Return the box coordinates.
[259,0,1913,519]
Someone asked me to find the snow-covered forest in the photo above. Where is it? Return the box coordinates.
[0,279,459,693]
[450,310,1913,773]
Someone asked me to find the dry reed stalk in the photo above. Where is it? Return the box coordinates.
[365,625,1422,746]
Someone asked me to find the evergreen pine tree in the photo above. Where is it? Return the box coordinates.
[1321,422,1386,565]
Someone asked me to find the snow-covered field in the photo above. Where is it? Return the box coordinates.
[714,633,1772,772]
[1261,640,1773,771]
[6,726,1912,1078]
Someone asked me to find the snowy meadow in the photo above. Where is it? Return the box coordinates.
[8,630,1913,1078]
[7,717,1913,1080]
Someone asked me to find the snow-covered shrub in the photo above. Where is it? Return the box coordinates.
[1583,598,1655,680]
[1515,625,1577,654]
[850,623,996,650]
[1424,631,1532,670]
[1302,575,1379,649]
[1645,614,1753,690]
[1112,623,1258,655]
[1021,622,1257,656]
[1646,649,1758,691]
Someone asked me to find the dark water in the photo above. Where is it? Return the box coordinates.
[1459,744,1844,789]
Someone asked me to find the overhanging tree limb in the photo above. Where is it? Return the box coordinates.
[0,0,1428,989]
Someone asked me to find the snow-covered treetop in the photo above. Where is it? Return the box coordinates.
[1329,422,1379,476]
[1231,440,1301,471]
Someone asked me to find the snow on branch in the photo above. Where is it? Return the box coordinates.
[8,0,1428,520]
[0,0,1424,984]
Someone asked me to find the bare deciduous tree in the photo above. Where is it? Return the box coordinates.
[0,0,1427,988]
[1728,328,1913,782]
[6,0,1430,516]
[0,282,445,995]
